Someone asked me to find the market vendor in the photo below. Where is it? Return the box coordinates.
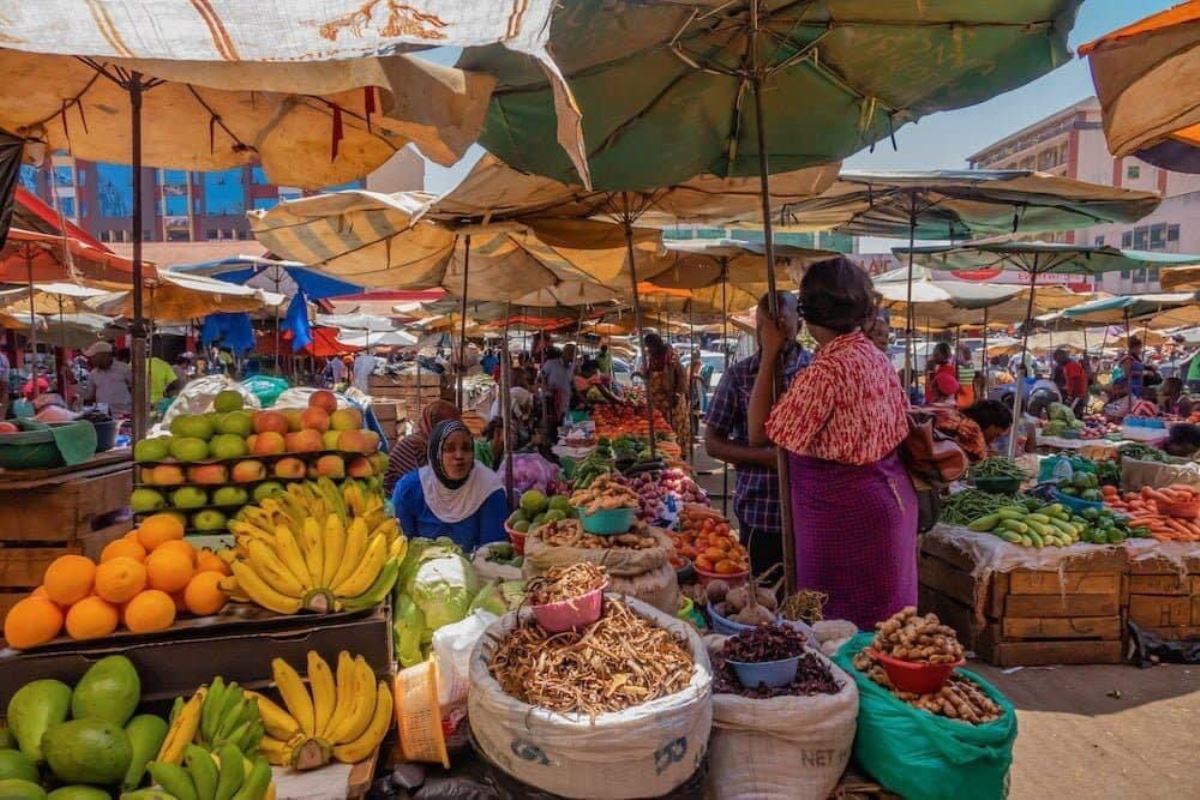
[392,419,507,550]
[748,257,916,630]
[961,399,1014,452]
[383,400,461,495]
[1052,348,1088,418]
[925,343,960,405]
[642,332,690,443]
[573,358,622,406]
[81,341,132,415]
[705,291,808,574]
[1165,423,1200,459]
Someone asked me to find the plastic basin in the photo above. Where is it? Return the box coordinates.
[695,565,749,588]
[973,476,1021,494]
[89,419,116,453]
[672,556,695,584]
[1052,489,1104,514]
[575,506,636,535]
[707,601,778,636]
[727,655,801,689]
[872,649,964,694]
[505,522,528,555]
[531,584,606,633]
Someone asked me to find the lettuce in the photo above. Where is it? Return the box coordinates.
[410,551,478,631]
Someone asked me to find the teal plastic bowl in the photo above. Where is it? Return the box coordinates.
[575,506,636,535]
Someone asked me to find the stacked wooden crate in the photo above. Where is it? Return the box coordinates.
[0,453,133,624]
[919,534,1126,666]
[1126,552,1200,640]
[371,399,401,445]
[369,373,443,422]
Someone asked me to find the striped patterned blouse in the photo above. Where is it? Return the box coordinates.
[765,331,910,465]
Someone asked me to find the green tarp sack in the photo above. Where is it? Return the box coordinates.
[834,634,1017,800]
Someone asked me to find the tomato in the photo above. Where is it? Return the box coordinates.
[701,546,725,561]
[714,559,741,574]
[695,556,714,572]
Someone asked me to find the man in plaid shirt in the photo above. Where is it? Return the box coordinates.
[704,292,808,574]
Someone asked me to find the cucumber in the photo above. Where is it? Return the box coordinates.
[968,514,1000,532]
[1025,520,1052,537]
[1026,530,1044,548]
[1020,535,1034,547]
[998,531,1023,544]
[997,509,1027,521]
[1025,513,1051,524]
[1047,518,1076,534]
[1001,519,1029,535]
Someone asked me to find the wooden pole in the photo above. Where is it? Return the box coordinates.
[621,203,656,457]
[457,234,471,409]
[130,74,148,440]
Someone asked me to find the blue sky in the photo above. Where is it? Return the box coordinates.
[424,0,1175,247]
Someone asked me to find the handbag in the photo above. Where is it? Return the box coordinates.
[900,410,968,486]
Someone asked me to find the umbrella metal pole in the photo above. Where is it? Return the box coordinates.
[1009,266,1039,458]
[129,73,148,442]
[502,303,515,510]
[720,265,730,518]
[688,300,695,463]
[982,307,989,394]
[752,64,795,593]
[622,202,656,458]
[26,255,37,400]
[457,235,471,409]
[904,196,918,393]
[58,297,67,401]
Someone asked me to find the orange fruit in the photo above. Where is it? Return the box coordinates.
[31,585,50,600]
[43,554,97,606]
[94,557,147,604]
[123,590,176,633]
[137,513,185,551]
[64,596,119,640]
[3,595,64,648]
[183,571,228,616]
[154,539,197,566]
[101,538,147,563]
[145,548,194,593]
[195,548,231,576]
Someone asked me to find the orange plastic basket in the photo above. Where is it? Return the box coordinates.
[394,658,450,768]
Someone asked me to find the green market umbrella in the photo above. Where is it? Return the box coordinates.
[905,241,1200,452]
[1061,293,1198,326]
[782,169,1162,382]
[460,0,1084,190]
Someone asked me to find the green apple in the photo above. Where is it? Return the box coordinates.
[212,486,249,506]
[170,486,208,509]
[131,487,166,513]
[192,509,228,532]
[209,433,248,460]
[133,436,171,463]
[252,482,285,502]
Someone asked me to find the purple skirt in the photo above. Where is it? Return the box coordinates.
[789,450,918,631]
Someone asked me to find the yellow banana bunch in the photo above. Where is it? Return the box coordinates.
[228,511,404,615]
[260,652,392,770]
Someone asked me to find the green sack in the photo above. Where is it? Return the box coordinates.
[834,634,1017,800]
[239,375,290,408]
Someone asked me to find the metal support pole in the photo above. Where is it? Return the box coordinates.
[982,306,989,394]
[751,33,795,592]
[720,264,730,518]
[457,234,471,408]
[903,194,918,393]
[1009,263,1039,458]
[501,303,515,509]
[26,254,37,400]
[130,73,148,441]
[622,203,656,457]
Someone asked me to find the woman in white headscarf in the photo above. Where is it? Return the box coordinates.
[391,419,507,550]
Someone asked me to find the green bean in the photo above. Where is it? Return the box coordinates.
[971,457,1026,480]
[939,490,1024,525]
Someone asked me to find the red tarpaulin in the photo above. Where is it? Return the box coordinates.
[256,326,359,358]
[13,188,106,250]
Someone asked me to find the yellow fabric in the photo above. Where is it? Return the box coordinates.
[148,357,175,404]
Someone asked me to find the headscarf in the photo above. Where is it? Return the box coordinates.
[383,400,461,495]
[418,419,504,523]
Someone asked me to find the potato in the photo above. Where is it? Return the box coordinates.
[730,604,774,626]
[755,588,779,611]
[705,579,730,604]
[724,586,749,612]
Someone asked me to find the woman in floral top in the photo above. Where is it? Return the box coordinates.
[747,257,917,629]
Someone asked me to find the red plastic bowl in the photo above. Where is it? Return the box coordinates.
[505,522,528,555]
[871,649,964,694]
[693,564,749,587]
[531,585,606,633]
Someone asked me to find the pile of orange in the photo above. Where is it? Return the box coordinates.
[670,504,750,576]
[3,513,232,649]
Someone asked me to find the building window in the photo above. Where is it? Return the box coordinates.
[53,166,74,187]
[1093,235,1105,247]
[1133,227,1149,250]
[1149,268,1160,284]
[166,229,190,242]
[164,194,190,216]
[96,163,133,217]
[202,169,246,216]
[99,230,111,243]
[1120,270,1131,279]
[252,196,278,211]
[1121,231,1132,248]
[1149,223,1166,250]
[206,228,220,240]
[75,169,85,187]
[18,164,39,193]
[1133,268,1148,283]
[1168,225,1181,246]
[1126,164,1140,180]
[59,197,75,217]
[251,167,270,186]
[322,180,364,192]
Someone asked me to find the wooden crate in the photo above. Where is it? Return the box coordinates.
[1126,554,1200,640]
[919,534,1126,666]
[0,454,134,625]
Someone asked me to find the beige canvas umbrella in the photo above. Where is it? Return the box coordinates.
[87,270,281,321]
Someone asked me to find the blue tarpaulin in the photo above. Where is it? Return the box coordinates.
[283,293,312,353]
[200,312,256,354]
[172,255,362,300]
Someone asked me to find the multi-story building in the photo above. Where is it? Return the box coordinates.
[967,97,1200,292]
[662,224,854,254]
[17,148,424,248]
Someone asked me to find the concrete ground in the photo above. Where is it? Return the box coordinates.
[689,436,1200,799]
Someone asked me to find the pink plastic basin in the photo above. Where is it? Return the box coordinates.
[531,585,606,633]
[872,649,964,695]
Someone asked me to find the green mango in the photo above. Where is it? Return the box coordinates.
[122,715,169,791]
[48,788,112,800]
[6,679,71,762]
[0,779,46,800]
[71,656,141,726]
[42,719,132,786]
[0,751,36,783]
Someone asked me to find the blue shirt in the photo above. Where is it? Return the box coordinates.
[391,469,508,551]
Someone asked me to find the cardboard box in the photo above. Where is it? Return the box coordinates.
[0,604,393,708]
